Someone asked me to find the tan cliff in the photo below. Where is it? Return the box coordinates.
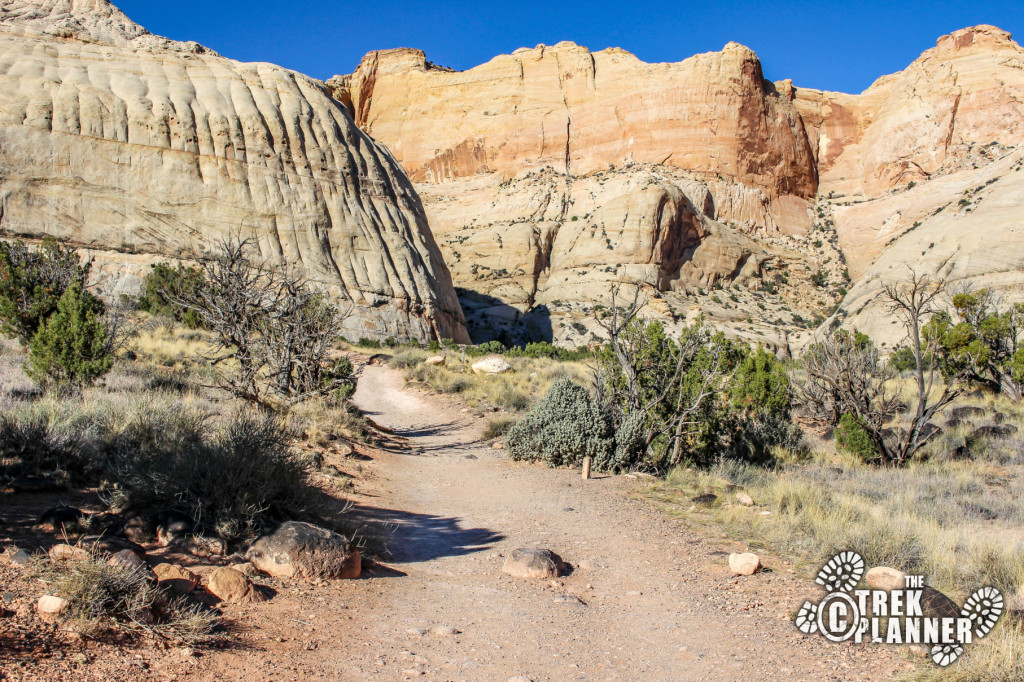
[793,26,1024,346]
[334,26,1024,348]
[0,0,469,343]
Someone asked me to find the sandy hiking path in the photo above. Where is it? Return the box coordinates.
[193,363,906,681]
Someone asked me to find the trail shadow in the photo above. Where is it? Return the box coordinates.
[348,505,503,564]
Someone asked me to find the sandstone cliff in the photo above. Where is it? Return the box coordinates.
[331,41,832,346]
[793,26,1024,347]
[0,0,469,343]
[335,26,1024,349]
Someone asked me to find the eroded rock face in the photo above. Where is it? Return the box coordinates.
[330,41,826,345]
[0,0,468,343]
[334,27,1024,350]
[800,26,1024,348]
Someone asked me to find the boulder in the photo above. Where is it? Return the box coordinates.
[728,552,761,576]
[207,567,263,604]
[471,355,513,375]
[153,564,200,595]
[735,492,755,507]
[246,521,361,580]
[920,585,961,620]
[424,355,446,366]
[865,566,906,591]
[502,548,565,579]
[106,550,155,579]
[48,544,89,562]
[36,595,68,622]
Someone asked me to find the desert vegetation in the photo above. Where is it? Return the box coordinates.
[412,277,1022,680]
[0,238,368,648]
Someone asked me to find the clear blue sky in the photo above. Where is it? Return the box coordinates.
[117,0,1023,93]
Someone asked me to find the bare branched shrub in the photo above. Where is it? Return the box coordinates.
[172,238,355,409]
[795,272,966,465]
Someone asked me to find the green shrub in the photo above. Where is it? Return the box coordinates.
[25,283,113,389]
[137,262,205,328]
[0,237,91,345]
[730,345,791,416]
[835,412,877,461]
[466,340,506,357]
[357,337,381,349]
[505,378,613,468]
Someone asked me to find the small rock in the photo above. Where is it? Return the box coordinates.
[735,492,755,507]
[491,441,503,450]
[207,567,263,604]
[246,521,360,580]
[424,355,446,366]
[970,424,1018,441]
[406,627,428,636]
[48,544,89,562]
[471,355,513,375]
[186,535,227,558]
[179,647,196,658]
[432,625,459,636]
[37,595,68,622]
[865,567,906,591]
[107,550,155,580]
[464,454,478,460]
[502,548,565,579]
[9,549,32,567]
[153,564,200,595]
[728,552,761,576]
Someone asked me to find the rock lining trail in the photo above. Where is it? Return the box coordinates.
[202,364,906,681]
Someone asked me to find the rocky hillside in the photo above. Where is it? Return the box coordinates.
[332,26,1024,350]
[0,0,469,343]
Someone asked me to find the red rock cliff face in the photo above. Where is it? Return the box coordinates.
[335,41,818,233]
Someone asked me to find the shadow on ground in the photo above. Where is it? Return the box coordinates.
[348,505,504,564]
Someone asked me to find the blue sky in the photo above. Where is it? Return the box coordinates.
[117,1,1023,93]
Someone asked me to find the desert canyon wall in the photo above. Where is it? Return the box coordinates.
[333,26,1024,350]
[0,0,469,343]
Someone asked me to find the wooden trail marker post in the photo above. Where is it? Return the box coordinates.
[582,456,592,480]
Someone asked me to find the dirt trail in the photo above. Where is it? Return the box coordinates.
[201,365,906,681]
